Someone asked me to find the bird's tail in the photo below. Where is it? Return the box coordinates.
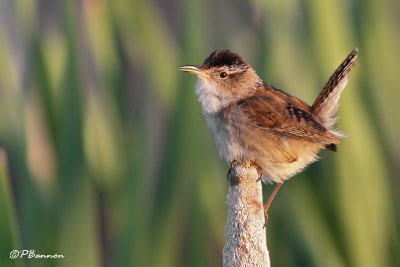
[312,49,358,129]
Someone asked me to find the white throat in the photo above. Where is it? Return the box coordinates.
[195,78,231,114]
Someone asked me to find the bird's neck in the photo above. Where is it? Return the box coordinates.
[195,79,234,113]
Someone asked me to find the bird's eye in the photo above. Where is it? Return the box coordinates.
[219,72,227,78]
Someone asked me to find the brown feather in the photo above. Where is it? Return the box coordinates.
[238,93,341,145]
[312,49,358,128]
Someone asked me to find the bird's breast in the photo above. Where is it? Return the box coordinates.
[203,111,243,164]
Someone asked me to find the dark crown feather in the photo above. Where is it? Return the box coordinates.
[201,50,247,69]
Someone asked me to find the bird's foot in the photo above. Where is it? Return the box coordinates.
[227,160,240,186]
[250,161,263,182]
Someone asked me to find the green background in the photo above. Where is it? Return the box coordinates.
[0,0,399,266]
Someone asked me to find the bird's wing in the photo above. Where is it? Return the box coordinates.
[236,95,342,145]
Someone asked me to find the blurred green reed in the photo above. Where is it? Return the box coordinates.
[0,0,399,266]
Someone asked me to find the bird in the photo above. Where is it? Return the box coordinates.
[180,48,358,220]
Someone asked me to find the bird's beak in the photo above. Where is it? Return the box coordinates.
[179,65,208,77]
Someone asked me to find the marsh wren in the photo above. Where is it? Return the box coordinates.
[180,49,358,219]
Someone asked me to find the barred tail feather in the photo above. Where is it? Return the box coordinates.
[312,48,358,129]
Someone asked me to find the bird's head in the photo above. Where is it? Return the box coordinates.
[180,50,261,113]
